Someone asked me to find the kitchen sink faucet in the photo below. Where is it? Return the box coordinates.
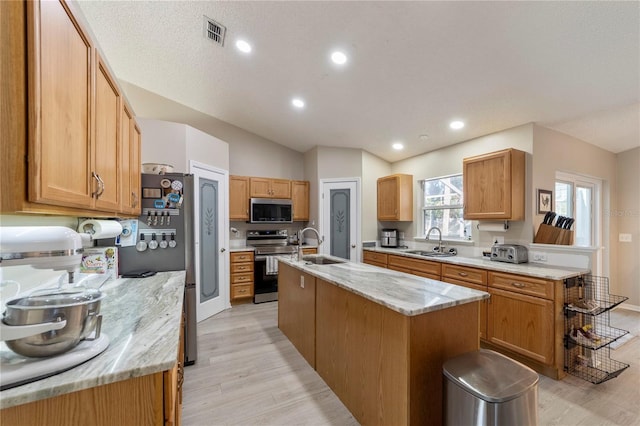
[297,227,323,261]
[426,226,443,254]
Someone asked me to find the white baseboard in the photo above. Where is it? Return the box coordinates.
[615,304,640,313]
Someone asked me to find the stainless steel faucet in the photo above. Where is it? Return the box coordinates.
[297,227,323,261]
[425,226,443,253]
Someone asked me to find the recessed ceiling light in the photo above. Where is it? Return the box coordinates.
[449,120,465,130]
[291,98,305,109]
[235,39,252,53]
[331,51,348,65]
[392,142,404,150]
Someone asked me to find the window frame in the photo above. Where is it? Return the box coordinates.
[555,171,602,249]
[419,173,471,241]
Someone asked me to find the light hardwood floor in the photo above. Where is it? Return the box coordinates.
[183,302,639,426]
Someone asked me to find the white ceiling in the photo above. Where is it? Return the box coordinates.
[76,1,640,162]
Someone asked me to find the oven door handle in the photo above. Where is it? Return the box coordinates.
[255,255,272,261]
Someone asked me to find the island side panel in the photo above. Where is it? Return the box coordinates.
[277,263,317,367]
[409,301,480,426]
[315,278,410,426]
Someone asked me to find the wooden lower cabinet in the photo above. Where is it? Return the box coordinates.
[1,312,185,426]
[388,254,441,280]
[230,251,254,302]
[283,269,480,426]
[300,247,317,255]
[362,251,388,268]
[486,271,558,371]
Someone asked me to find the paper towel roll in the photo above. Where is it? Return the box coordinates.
[78,220,123,240]
[476,222,509,232]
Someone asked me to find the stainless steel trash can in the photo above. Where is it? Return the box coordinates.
[443,349,539,426]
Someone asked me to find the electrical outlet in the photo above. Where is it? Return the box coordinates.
[532,252,548,262]
[300,276,305,288]
[619,233,632,242]
[493,236,505,245]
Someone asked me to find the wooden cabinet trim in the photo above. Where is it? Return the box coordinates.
[489,271,554,300]
[442,264,488,286]
[388,254,441,276]
[363,251,388,265]
[487,287,554,365]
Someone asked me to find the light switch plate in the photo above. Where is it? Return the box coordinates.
[619,233,632,242]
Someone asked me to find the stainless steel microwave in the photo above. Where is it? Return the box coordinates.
[250,198,293,223]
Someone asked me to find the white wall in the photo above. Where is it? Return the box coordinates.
[391,124,534,248]
[362,151,391,241]
[122,82,303,179]
[614,147,639,308]
[138,118,229,173]
[532,125,618,284]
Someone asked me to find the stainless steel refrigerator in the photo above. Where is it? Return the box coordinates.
[119,173,197,365]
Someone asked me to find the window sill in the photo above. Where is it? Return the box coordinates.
[413,237,475,246]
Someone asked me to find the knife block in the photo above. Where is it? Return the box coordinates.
[534,223,574,245]
[534,223,561,244]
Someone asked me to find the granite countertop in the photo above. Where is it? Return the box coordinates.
[0,271,185,409]
[230,246,255,252]
[279,256,489,317]
[363,247,589,280]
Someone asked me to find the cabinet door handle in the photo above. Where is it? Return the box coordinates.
[458,272,468,277]
[91,172,100,198]
[97,174,105,197]
[511,282,526,288]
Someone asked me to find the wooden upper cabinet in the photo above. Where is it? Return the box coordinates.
[229,176,250,220]
[120,101,141,215]
[463,148,525,220]
[292,180,310,221]
[1,0,141,217]
[250,177,291,199]
[93,51,121,211]
[377,174,413,221]
[28,0,94,209]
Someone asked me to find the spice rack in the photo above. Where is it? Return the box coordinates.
[564,275,629,384]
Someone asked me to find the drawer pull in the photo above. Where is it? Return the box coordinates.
[458,272,468,277]
[511,282,526,288]
[239,289,247,293]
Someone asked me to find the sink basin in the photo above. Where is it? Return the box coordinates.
[302,255,346,265]
[404,249,456,258]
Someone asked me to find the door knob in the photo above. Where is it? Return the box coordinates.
[351,244,356,248]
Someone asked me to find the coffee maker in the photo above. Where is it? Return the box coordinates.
[380,228,399,248]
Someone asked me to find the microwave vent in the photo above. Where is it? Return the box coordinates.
[203,16,225,46]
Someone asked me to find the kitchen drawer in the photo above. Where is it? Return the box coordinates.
[389,265,439,281]
[231,251,254,263]
[442,264,487,286]
[232,284,253,299]
[363,251,388,266]
[489,272,554,300]
[231,272,253,284]
[388,255,441,277]
[231,262,253,274]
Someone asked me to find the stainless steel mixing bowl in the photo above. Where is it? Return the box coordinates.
[3,288,104,358]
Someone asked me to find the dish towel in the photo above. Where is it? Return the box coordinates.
[266,256,278,275]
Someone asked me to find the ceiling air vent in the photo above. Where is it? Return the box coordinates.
[203,16,226,46]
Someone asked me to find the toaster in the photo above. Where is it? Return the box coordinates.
[490,244,528,264]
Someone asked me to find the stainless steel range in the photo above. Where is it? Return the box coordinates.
[246,230,297,304]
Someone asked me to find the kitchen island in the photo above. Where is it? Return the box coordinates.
[0,271,185,425]
[278,256,489,426]
[363,247,590,380]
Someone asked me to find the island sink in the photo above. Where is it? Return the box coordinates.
[302,255,346,265]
